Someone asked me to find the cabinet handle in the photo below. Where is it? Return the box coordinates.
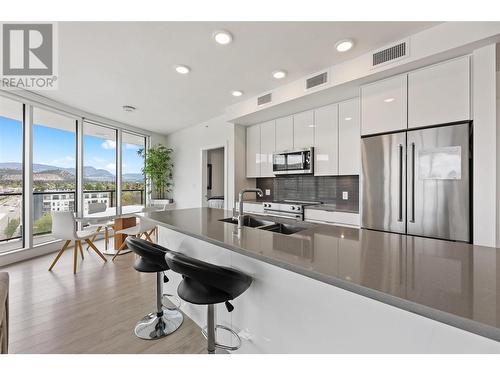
[410,142,415,223]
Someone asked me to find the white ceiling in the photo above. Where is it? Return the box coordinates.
[43,22,439,135]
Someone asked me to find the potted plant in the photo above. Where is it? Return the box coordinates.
[138,145,174,205]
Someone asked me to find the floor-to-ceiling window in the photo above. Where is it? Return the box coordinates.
[83,122,117,216]
[121,132,146,213]
[32,108,77,246]
[0,97,24,253]
[0,94,150,254]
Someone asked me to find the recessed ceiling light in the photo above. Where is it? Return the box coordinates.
[335,39,354,52]
[231,90,243,97]
[272,70,287,79]
[383,97,395,103]
[175,65,190,74]
[308,124,316,128]
[122,105,136,112]
[213,30,233,45]
[344,117,352,121]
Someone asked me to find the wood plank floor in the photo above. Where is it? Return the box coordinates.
[0,240,207,354]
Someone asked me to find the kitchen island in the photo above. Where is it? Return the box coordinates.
[138,207,500,353]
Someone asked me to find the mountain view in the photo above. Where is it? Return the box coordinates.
[0,162,144,182]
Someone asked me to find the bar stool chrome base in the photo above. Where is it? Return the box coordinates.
[134,308,184,340]
[201,324,242,352]
[202,304,242,353]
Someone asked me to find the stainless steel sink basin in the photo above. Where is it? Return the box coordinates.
[220,216,309,235]
[260,223,308,235]
[219,216,275,228]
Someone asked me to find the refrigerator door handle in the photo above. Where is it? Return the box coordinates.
[398,144,403,222]
[410,142,415,223]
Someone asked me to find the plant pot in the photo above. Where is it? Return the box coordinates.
[150,198,174,208]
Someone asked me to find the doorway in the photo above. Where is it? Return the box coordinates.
[201,146,226,209]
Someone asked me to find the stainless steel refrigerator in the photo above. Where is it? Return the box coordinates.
[361,123,471,242]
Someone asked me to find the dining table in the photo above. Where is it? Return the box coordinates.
[74,205,144,256]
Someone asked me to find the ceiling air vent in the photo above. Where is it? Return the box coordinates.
[257,93,272,106]
[372,40,409,67]
[306,72,328,90]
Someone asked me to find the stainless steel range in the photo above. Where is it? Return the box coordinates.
[262,199,322,220]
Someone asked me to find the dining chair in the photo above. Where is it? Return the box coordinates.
[111,218,158,261]
[48,211,108,274]
[140,203,167,240]
[85,202,115,251]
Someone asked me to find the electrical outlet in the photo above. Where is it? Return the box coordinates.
[265,189,271,196]
[342,191,349,200]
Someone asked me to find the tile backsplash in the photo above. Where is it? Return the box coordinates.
[256,175,359,213]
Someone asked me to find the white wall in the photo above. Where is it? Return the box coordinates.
[150,132,167,147]
[166,114,236,210]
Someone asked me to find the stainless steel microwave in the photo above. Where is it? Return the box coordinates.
[272,148,314,175]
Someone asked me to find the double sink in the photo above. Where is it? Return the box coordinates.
[219,216,309,235]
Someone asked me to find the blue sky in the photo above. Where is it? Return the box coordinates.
[0,116,22,164]
[0,116,144,174]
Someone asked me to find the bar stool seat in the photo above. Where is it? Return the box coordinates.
[126,237,183,340]
[178,277,232,305]
[165,251,252,354]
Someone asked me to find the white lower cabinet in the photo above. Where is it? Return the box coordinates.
[314,103,338,176]
[241,202,264,214]
[338,98,360,175]
[304,209,360,227]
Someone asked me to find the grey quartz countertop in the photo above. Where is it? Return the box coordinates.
[139,207,500,342]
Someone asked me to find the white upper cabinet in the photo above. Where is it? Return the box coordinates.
[293,110,315,149]
[275,115,294,152]
[361,74,407,136]
[246,124,260,178]
[338,98,361,175]
[260,120,275,177]
[314,103,338,176]
[408,56,470,128]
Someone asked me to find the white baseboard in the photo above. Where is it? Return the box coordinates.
[0,240,62,267]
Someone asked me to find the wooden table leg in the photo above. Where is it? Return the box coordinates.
[114,217,136,250]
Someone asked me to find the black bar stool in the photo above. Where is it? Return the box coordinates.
[165,251,252,354]
[126,237,184,340]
